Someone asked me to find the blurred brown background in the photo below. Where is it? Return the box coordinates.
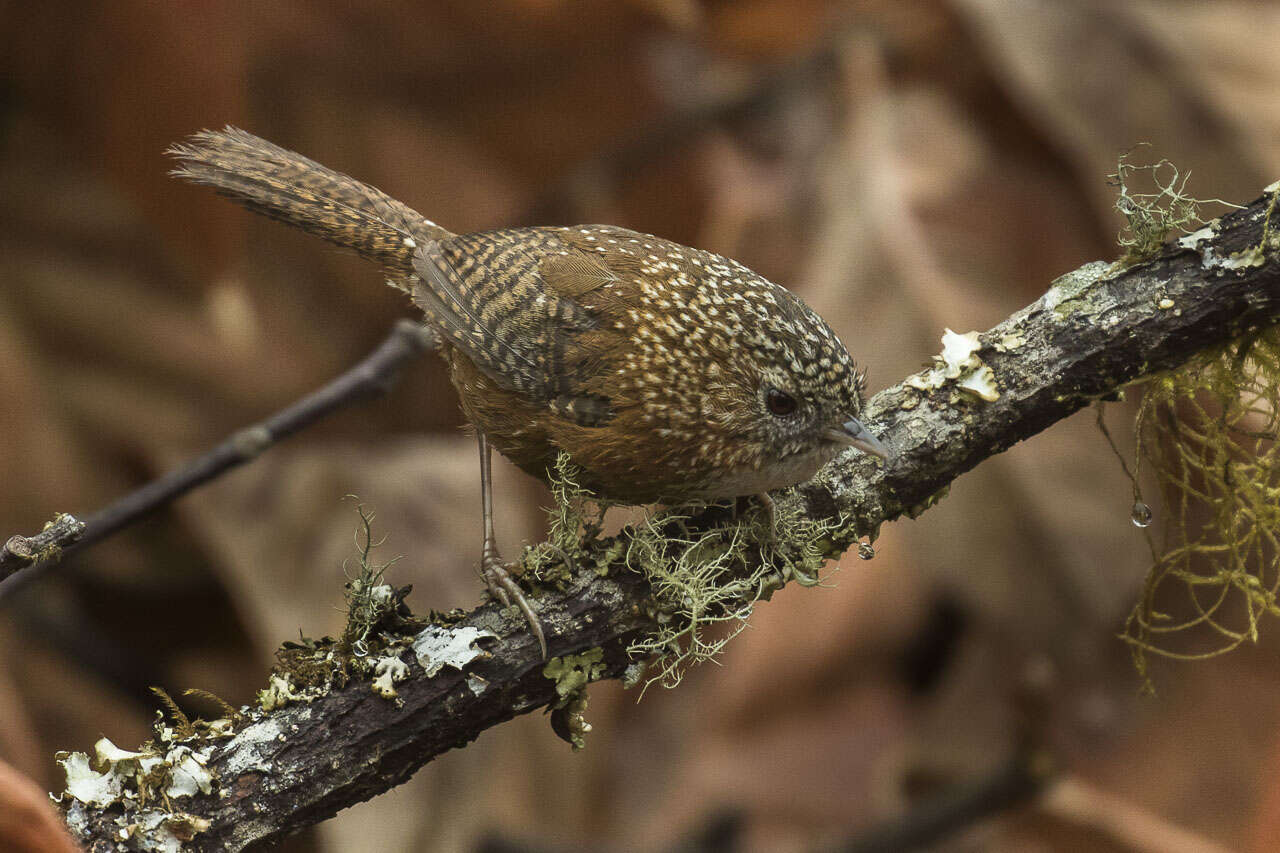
[2,1,1280,850]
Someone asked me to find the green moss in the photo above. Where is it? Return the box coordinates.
[543,648,606,699]
[150,688,240,742]
[543,649,606,751]
[150,687,195,739]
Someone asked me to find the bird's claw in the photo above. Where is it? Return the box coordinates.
[481,552,548,660]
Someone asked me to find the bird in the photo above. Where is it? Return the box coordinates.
[169,127,890,659]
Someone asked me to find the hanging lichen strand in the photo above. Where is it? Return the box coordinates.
[1123,328,1280,688]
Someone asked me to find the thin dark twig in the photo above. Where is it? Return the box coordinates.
[0,319,437,597]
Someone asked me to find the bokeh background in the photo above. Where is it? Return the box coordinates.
[3,1,1280,850]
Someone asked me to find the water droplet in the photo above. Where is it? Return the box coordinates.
[857,540,875,560]
[1130,501,1152,528]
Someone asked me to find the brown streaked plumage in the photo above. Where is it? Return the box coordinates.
[169,127,890,658]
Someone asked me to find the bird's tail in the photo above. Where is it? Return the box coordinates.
[168,126,451,280]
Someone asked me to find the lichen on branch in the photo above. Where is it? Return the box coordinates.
[1107,144,1243,268]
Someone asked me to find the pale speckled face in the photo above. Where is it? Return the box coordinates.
[734,284,868,463]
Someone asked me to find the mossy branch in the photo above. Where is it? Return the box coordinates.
[58,184,1280,850]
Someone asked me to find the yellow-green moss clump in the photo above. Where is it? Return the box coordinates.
[543,649,606,750]
[532,452,852,691]
[523,452,599,585]
[1122,328,1280,689]
[624,500,849,690]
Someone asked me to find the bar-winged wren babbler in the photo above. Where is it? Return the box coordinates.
[170,128,890,659]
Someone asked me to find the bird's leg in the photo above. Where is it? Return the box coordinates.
[732,492,777,543]
[755,491,777,543]
[478,432,548,659]
[757,490,820,586]
[750,491,786,592]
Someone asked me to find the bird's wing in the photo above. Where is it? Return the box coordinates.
[412,228,620,425]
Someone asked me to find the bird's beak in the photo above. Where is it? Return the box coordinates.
[824,417,891,461]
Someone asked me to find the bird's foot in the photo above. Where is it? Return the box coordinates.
[481,550,548,660]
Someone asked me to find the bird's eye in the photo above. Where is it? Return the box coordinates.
[765,388,798,416]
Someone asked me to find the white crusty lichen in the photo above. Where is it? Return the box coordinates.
[1040,261,1110,316]
[1176,222,1217,251]
[1177,217,1268,271]
[219,716,288,778]
[59,806,212,853]
[124,810,211,853]
[939,327,982,372]
[411,624,495,678]
[59,749,122,808]
[56,737,216,850]
[371,655,409,700]
[58,738,214,807]
[905,328,1000,402]
[163,746,215,798]
[257,673,318,712]
[994,332,1026,353]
